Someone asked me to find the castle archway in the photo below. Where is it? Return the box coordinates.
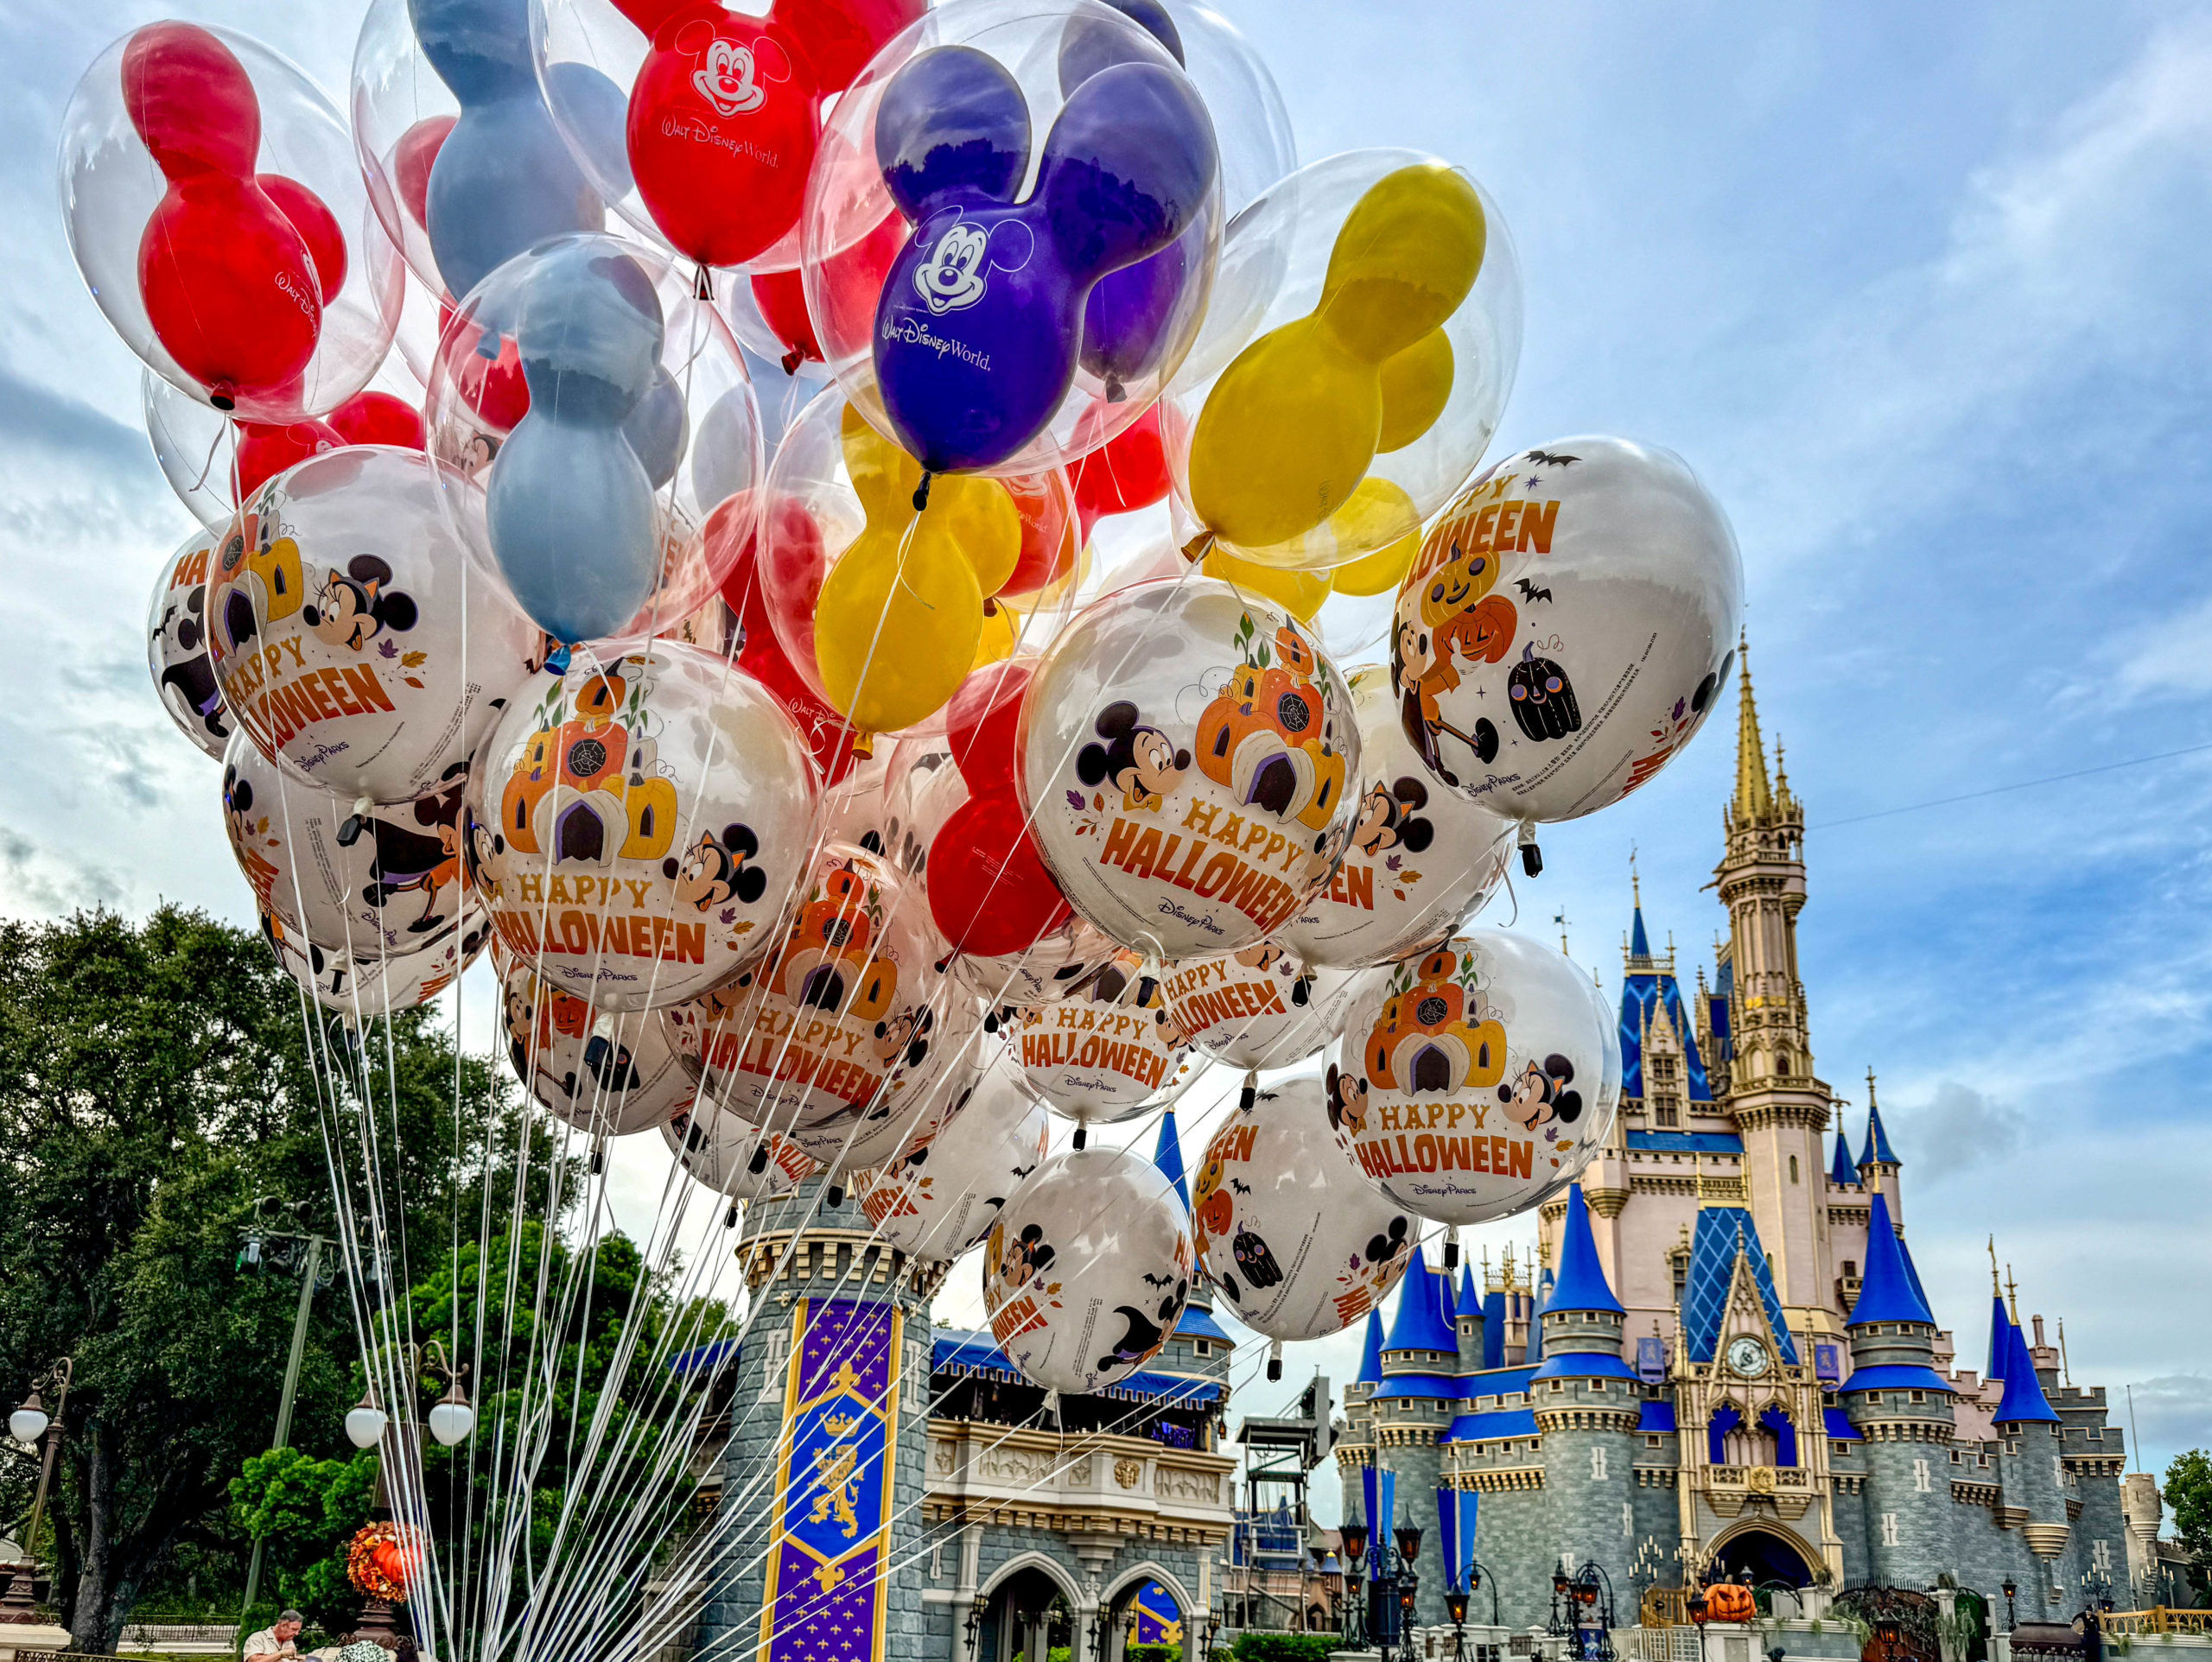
[1707,1522,1820,1589]
[976,1554,1082,1662]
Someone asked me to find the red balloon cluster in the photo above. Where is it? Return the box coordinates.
[714,492,864,785]
[232,391,428,501]
[928,663,1071,958]
[124,23,341,409]
[618,0,922,274]
[1067,402,1173,546]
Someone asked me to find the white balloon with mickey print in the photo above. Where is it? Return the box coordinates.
[982,1145,1194,1396]
[206,446,539,804]
[493,948,696,1136]
[1190,1070,1416,1342]
[1281,665,1515,968]
[1159,938,1368,1072]
[661,1100,821,1204]
[259,904,489,1017]
[1389,438,1742,841]
[1329,928,1618,1227]
[852,1061,1049,1262]
[222,731,472,958]
[147,525,233,761]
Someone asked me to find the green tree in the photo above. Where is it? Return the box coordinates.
[2165,1449,2212,1601]
[0,907,514,1652]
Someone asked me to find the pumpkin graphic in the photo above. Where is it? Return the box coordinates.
[1507,644,1581,742]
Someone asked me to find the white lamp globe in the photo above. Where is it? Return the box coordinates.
[344,1403,389,1450]
[9,1406,48,1445]
[426,1400,475,1446]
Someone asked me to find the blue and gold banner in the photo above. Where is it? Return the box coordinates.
[757,1297,904,1662]
[1132,1580,1182,1646]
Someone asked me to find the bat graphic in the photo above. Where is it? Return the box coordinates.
[1230,1178,1253,1195]
[1141,1272,1176,1289]
[1526,449,1579,467]
[1516,578,1554,604]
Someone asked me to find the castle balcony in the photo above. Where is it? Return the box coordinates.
[924,1419,1237,1545]
[1698,1462,1815,1520]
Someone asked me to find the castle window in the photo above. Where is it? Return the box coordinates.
[1194,1340,1211,1357]
[1843,1259,1857,1279]
[1648,1436,1662,1449]
[1592,1380,1606,1392]
[1551,1380,1566,1393]
[1789,1155,1800,1183]
[1656,1103,1679,1127]
[2088,1428,2102,1441]
[1910,1391,1925,1404]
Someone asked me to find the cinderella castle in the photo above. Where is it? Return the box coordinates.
[1332,650,2138,1633]
[671,654,2153,1662]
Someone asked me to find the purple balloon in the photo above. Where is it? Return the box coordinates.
[876,44,1031,220]
[873,54,1217,474]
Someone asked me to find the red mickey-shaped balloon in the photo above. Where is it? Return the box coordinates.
[1068,400,1172,545]
[620,0,921,271]
[231,391,427,504]
[124,23,327,409]
[709,492,861,783]
[946,658,1032,797]
[927,790,1071,959]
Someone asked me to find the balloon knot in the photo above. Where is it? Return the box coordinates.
[1104,375,1126,403]
[747,1145,770,1175]
[1071,1125,1088,1150]
[693,265,714,301]
[208,390,236,412]
[545,644,573,676]
[1179,530,1215,566]
[982,599,998,618]
[912,473,934,513]
[781,349,804,376]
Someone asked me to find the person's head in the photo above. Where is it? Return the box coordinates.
[277,1611,305,1640]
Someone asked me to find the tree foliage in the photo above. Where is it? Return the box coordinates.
[2165,1449,2212,1600]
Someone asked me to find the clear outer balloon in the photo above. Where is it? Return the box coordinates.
[1165,149,1523,574]
[1158,939,1367,1073]
[59,22,402,422]
[261,903,489,1015]
[206,447,537,802]
[351,0,624,304]
[1329,929,1618,1227]
[758,386,1074,735]
[1018,576,1362,959]
[1189,1069,1415,1338]
[1280,664,1513,968]
[1389,438,1745,828]
[798,0,1223,479]
[466,641,817,1011]
[851,1060,1048,1260]
[148,525,234,760]
[982,1144,1192,1393]
[662,1100,821,1204]
[223,731,473,958]
[497,953,697,1134]
[658,842,979,1156]
[421,234,766,640]
[956,909,1119,1012]
[1001,947,1198,1125]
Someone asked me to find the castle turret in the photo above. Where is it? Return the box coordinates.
[1992,1297,2069,1602]
[1842,1194,1955,1584]
[1829,1127,1858,1189]
[1374,1246,1465,1630]
[1457,1264,1484,1373]
[1855,1072,1902,1225]
[1533,1187,1638,1597]
[1336,1309,1387,1535]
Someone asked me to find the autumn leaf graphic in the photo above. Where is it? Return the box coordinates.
[1066,790,1085,809]
[402,650,428,669]
[402,676,425,688]
[719,906,737,925]
[377,638,398,659]
[1385,854,1402,872]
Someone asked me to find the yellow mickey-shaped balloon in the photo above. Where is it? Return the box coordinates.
[1188,164,1484,555]
[815,408,1022,733]
[1203,545,1332,621]
[1319,479,1424,597]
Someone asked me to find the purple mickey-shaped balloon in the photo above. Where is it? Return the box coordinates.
[871,42,1217,476]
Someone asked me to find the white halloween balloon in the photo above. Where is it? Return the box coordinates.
[982,1146,1194,1395]
[259,904,488,1016]
[1019,578,1362,959]
[148,526,233,760]
[1389,438,1741,843]
[1281,665,1514,967]
[1329,929,1618,1227]
[1160,939,1368,1072]
[467,642,817,1012]
[207,447,538,803]
[1190,1071,1416,1339]
[223,731,470,957]
[852,1063,1049,1262]
[659,844,977,1160]
[1004,948,1200,1126]
[496,953,696,1135]
[661,1100,821,1204]
[955,909,1121,1012]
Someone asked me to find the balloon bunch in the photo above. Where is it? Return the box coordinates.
[71,0,1754,1602]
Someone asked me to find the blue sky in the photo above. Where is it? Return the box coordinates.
[6,0,2212,1507]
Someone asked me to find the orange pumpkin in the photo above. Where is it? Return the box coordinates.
[372,1538,411,1589]
[1703,1583,1755,1623]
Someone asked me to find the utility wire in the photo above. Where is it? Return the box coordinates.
[1814,739,2212,830]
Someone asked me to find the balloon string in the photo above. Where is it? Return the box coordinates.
[692,263,713,301]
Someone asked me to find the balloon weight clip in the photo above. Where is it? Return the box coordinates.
[747,1145,770,1175]
[723,1202,740,1230]
[1071,1125,1087,1151]
[825,1183,846,1208]
[1267,1338,1283,1382]
[1517,823,1543,878]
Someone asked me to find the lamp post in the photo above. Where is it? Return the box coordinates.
[2002,1578,2018,1634]
[1204,1589,1224,1660]
[1466,1557,1501,1629]
[963,1593,988,1660]
[1,1359,73,1624]
[1341,1524,1370,1649]
[344,1341,474,1646]
[1395,1518,1424,1662]
[1549,1561,1617,1662]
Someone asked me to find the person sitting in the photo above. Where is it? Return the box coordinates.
[243,1609,305,1662]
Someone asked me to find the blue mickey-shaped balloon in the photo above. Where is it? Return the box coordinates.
[410,0,625,301]
[870,42,1217,476]
[485,241,665,643]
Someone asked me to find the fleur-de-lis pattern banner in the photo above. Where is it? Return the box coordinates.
[758,1298,904,1662]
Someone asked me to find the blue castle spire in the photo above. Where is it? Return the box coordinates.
[1630,895,1651,960]
[1986,1291,2012,1382]
[1384,1242,1457,1355]
[1847,1196,1935,1327]
[1857,1076,1899,1168]
[1357,1308,1386,1386]
[1831,1128,1858,1187]
[1153,1105,1190,1210]
[1458,1263,1479,1317]
[1548,1183,1626,1315]
[1994,1310,2060,1424]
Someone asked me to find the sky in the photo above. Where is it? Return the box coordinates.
[6,0,2212,1527]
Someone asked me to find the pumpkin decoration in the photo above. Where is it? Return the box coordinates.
[346,1520,417,1603]
[1700,1582,1756,1624]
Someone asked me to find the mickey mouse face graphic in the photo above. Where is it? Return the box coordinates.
[691,37,766,117]
[303,555,417,654]
[913,223,993,315]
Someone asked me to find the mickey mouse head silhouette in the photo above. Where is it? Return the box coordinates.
[664,822,766,910]
[303,555,418,653]
[870,40,1217,474]
[1352,775,1435,859]
[1500,1053,1583,1133]
[1076,701,1190,808]
[684,26,782,118]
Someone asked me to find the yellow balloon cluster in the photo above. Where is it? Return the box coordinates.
[1187,164,1485,559]
[815,406,1021,733]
